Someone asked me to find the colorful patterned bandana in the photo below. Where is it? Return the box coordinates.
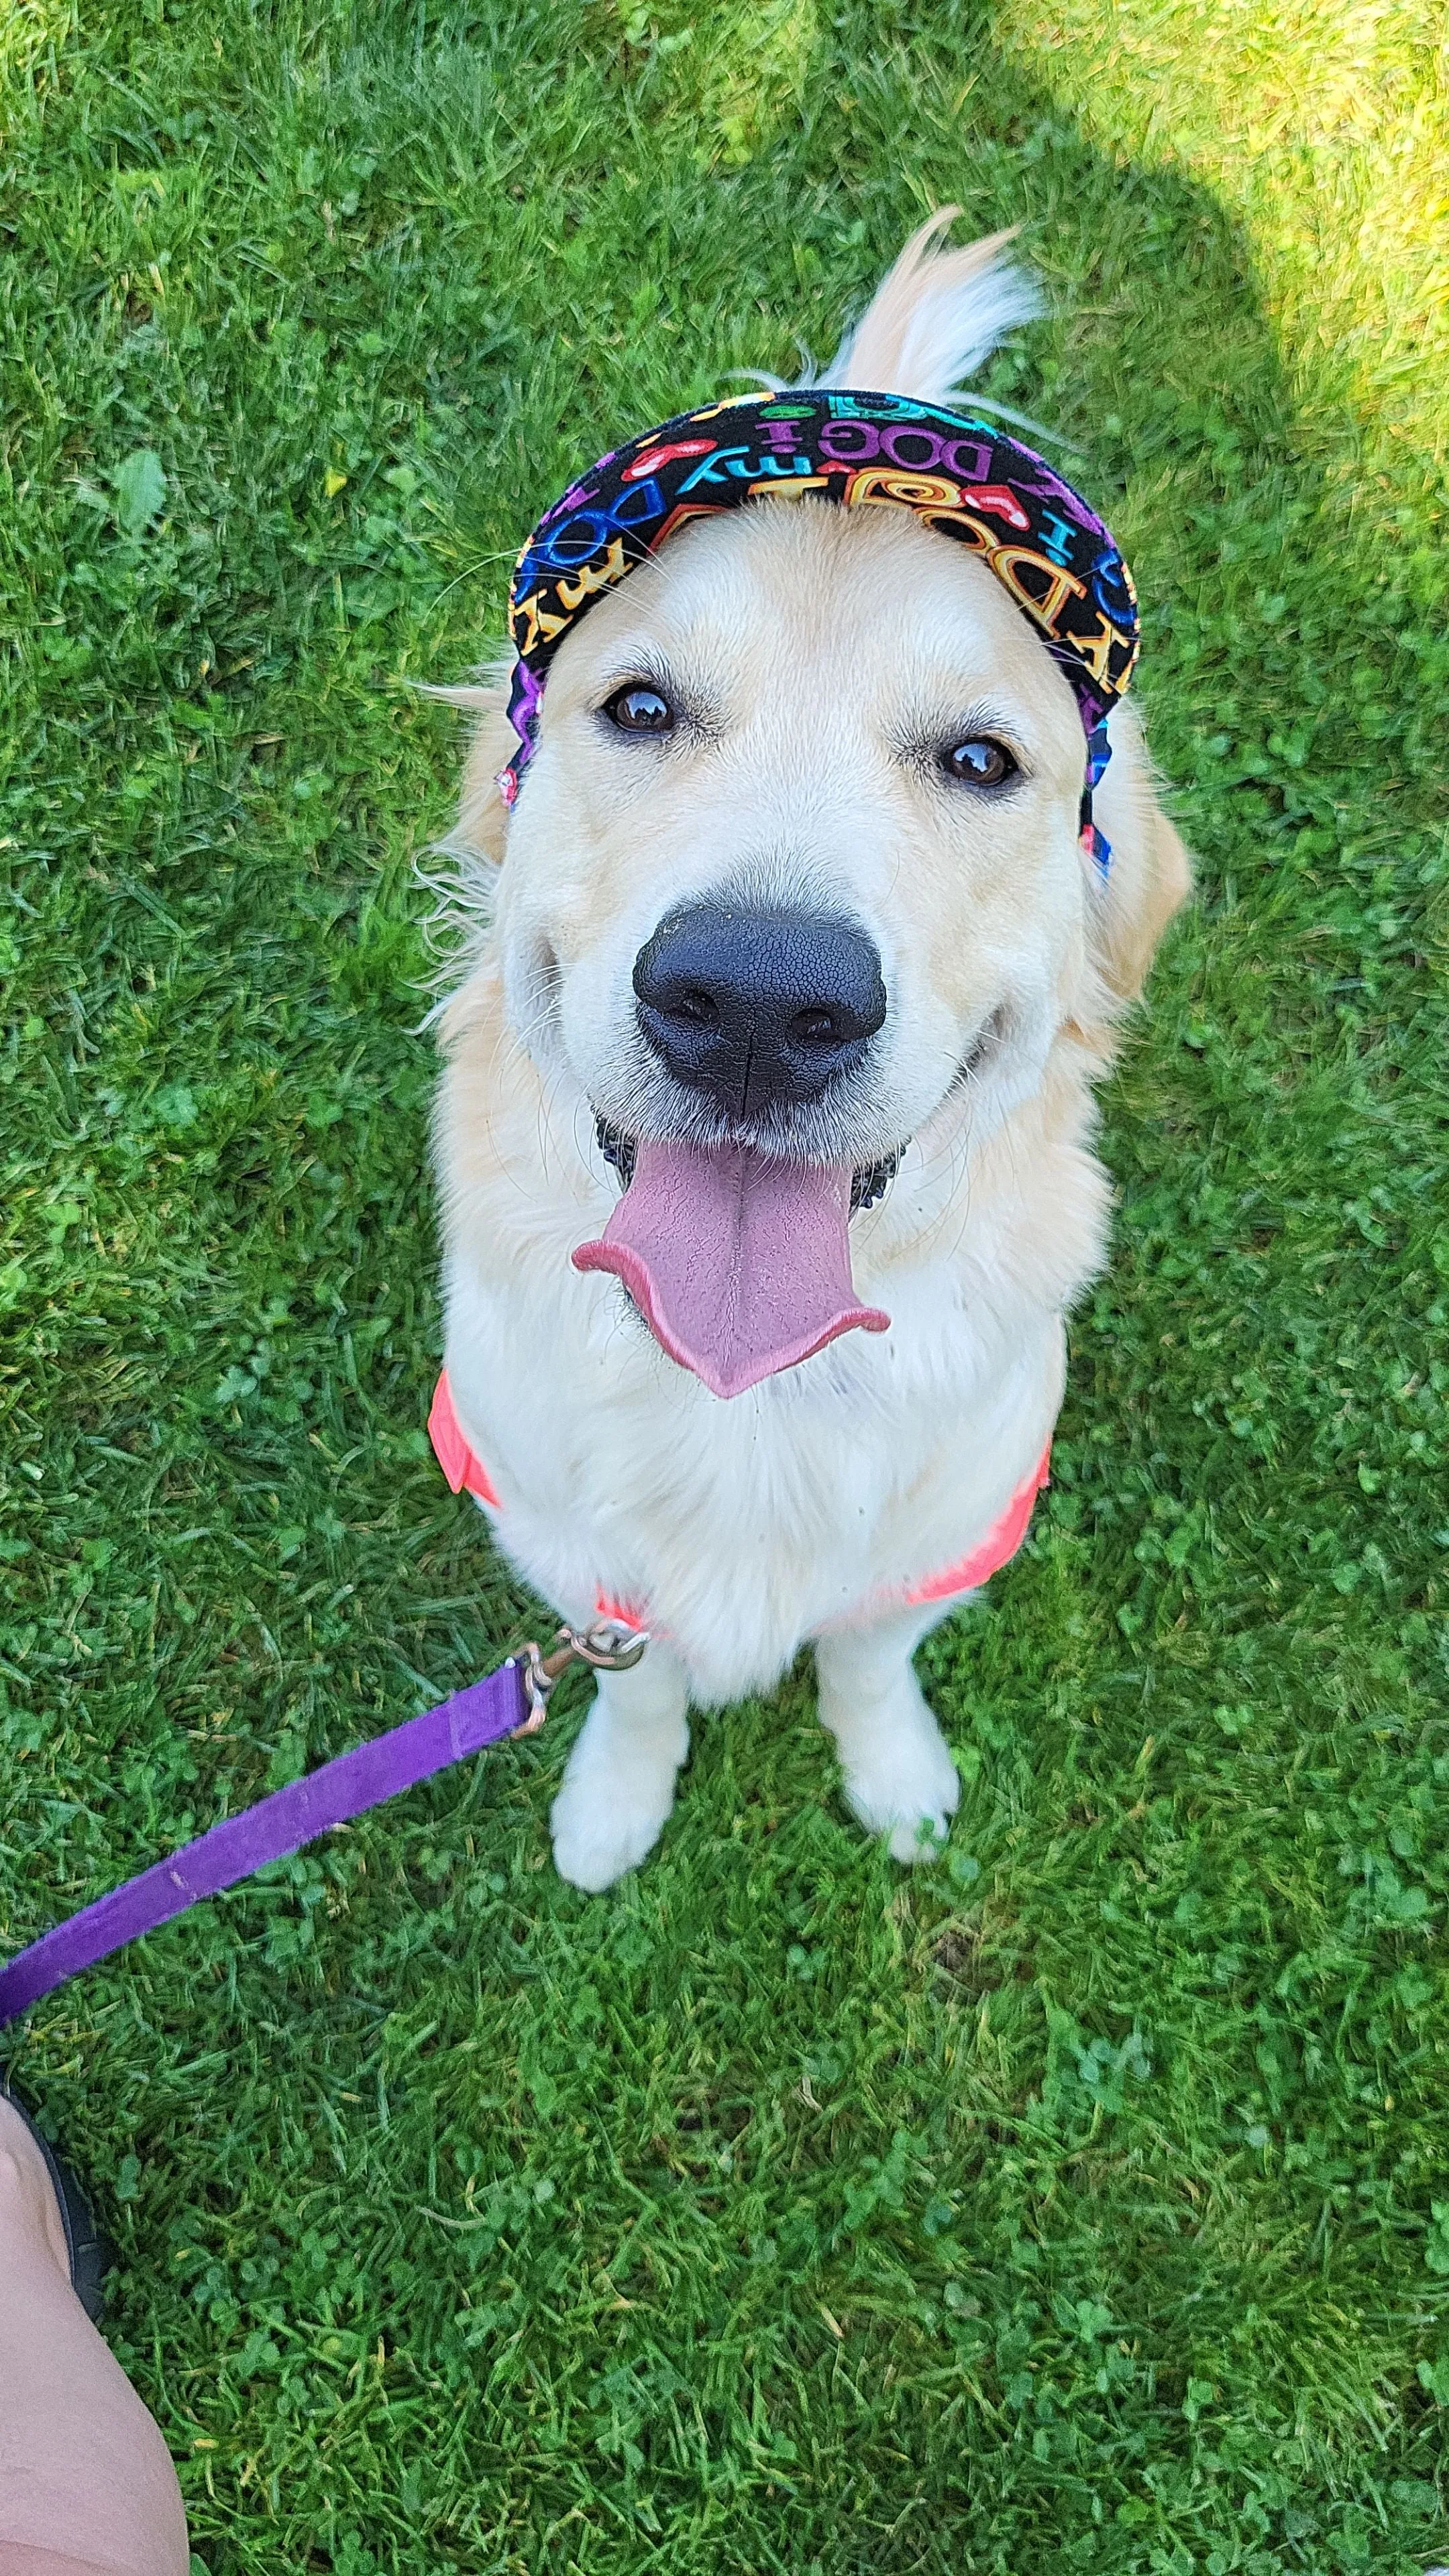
[500,388,1138,869]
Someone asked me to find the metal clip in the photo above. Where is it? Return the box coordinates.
[514,1618,649,1734]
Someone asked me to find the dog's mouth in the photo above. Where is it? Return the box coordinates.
[574,1120,903,1401]
[593,1120,902,1212]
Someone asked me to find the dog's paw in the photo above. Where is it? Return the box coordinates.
[550,1704,684,1892]
[835,1672,961,1863]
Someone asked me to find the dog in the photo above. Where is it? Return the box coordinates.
[429,215,1190,1892]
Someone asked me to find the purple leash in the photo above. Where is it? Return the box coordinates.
[0,1621,647,2029]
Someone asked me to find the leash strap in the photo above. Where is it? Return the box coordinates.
[0,1661,530,2029]
[0,1615,649,2030]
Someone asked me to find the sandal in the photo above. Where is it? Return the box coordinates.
[0,2081,111,2322]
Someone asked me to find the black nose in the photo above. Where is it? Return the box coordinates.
[633,902,888,1120]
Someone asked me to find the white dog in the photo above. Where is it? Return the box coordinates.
[429,217,1189,1891]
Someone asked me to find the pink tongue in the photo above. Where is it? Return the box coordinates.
[572,1138,890,1400]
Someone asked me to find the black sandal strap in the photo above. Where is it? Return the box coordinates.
[1,2083,111,2322]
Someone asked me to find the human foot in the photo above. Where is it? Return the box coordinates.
[0,2087,108,2316]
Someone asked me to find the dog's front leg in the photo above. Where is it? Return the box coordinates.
[814,1604,964,1862]
[550,1641,691,1892]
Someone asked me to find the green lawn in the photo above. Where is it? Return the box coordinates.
[3,2,1448,2568]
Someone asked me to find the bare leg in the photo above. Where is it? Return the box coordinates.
[0,2099,189,2576]
[550,1638,692,1892]
[814,1599,965,1861]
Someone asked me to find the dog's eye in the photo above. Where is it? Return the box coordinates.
[604,684,676,734]
[945,736,1018,789]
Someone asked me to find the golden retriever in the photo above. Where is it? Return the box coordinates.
[429,217,1189,1889]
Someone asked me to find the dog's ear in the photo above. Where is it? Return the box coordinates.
[820,209,1041,405]
[1085,705,1193,1002]
[432,678,515,867]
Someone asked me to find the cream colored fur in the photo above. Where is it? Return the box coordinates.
[820,209,1042,402]
[432,227,1190,1891]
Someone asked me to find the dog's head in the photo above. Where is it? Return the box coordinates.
[444,219,1188,1398]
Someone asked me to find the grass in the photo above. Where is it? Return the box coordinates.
[1,1,1447,2568]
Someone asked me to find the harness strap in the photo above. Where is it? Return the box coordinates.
[431,1371,1050,1620]
[429,1371,501,1506]
[902,1448,1052,1605]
